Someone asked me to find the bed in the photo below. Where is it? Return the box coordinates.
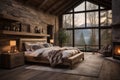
[20,38,84,69]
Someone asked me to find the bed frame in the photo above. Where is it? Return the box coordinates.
[19,38,84,69]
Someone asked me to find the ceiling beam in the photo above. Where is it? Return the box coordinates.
[24,0,30,5]
[51,0,74,15]
[47,0,65,13]
[37,0,49,9]
[45,0,58,11]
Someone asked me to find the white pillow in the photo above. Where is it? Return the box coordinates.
[25,42,44,51]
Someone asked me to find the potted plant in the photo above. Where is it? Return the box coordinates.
[58,28,68,47]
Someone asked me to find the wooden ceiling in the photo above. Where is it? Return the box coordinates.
[15,0,112,16]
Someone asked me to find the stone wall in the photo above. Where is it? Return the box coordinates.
[112,0,120,42]
[112,0,120,25]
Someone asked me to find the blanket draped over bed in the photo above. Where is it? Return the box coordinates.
[25,47,81,66]
[48,49,63,66]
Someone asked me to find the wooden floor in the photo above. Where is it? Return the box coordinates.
[0,54,120,80]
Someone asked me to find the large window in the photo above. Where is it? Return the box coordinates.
[62,1,112,51]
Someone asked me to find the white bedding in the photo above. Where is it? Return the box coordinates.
[25,46,80,58]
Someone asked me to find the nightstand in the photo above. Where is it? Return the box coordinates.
[0,52,24,69]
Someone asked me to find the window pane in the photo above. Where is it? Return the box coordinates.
[86,1,98,10]
[64,30,73,46]
[108,10,112,25]
[100,6,105,9]
[86,29,99,51]
[75,29,86,50]
[74,2,85,12]
[101,29,112,46]
[74,13,85,27]
[87,12,99,27]
[63,14,73,28]
[100,10,112,26]
[75,29,98,51]
[85,29,98,45]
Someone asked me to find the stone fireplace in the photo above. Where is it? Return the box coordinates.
[113,42,120,59]
[112,24,120,59]
[112,0,120,60]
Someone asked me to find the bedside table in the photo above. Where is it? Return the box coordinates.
[1,52,24,69]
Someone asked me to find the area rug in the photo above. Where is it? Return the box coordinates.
[25,53,104,77]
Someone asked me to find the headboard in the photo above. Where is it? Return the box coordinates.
[19,38,47,51]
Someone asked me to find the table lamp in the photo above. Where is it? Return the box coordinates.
[50,39,54,44]
[10,40,16,53]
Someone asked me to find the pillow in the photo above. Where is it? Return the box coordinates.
[25,42,32,51]
[25,42,44,51]
[31,44,40,51]
[43,43,50,47]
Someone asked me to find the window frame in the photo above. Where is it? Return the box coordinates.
[62,1,112,51]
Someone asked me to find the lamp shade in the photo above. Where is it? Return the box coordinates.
[10,40,16,46]
[50,39,54,44]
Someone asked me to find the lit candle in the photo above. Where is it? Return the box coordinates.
[8,51,10,53]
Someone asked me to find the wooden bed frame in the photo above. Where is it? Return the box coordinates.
[19,38,84,69]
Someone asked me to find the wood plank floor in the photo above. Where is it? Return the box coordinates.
[0,54,120,80]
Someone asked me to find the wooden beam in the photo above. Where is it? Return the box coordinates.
[51,0,74,15]
[24,0,30,5]
[46,0,61,12]
[47,0,65,12]
[38,0,49,9]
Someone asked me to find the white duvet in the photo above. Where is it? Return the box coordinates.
[25,46,80,58]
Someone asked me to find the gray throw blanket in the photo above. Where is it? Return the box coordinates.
[48,50,63,67]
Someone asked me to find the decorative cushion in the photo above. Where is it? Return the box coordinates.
[25,42,44,51]
[31,45,40,51]
[25,42,32,51]
[43,43,51,47]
